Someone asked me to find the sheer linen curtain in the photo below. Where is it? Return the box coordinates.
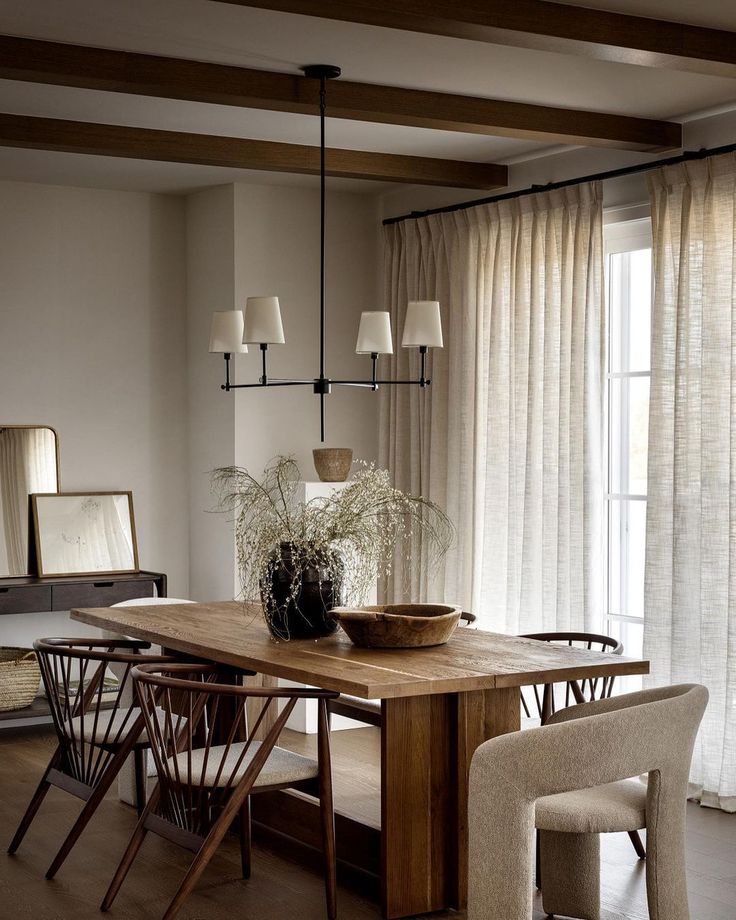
[380,182,604,633]
[645,153,736,812]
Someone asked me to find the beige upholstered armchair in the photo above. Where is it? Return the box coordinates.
[468,684,708,920]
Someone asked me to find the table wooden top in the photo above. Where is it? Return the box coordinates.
[71,601,649,699]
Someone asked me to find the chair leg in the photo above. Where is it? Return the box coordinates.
[7,747,60,854]
[160,821,238,920]
[45,780,111,879]
[133,748,147,817]
[541,684,554,725]
[644,775,690,920]
[318,702,337,920]
[318,777,337,920]
[521,691,531,719]
[535,829,542,890]
[239,798,251,880]
[540,830,601,920]
[100,807,153,911]
[46,741,137,879]
[629,829,646,859]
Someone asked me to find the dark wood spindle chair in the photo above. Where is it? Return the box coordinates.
[101,663,340,920]
[519,632,624,724]
[519,631,646,868]
[7,637,177,878]
[327,610,477,726]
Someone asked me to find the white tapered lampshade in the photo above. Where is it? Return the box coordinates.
[401,300,443,348]
[243,296,285,344]
[356,311,393,355]
[209,311,247,353]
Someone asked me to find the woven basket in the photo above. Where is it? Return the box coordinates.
[0,648,41,712]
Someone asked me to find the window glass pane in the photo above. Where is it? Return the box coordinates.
[608,248,651,374]
[609,376,623,492]
[605,231,651,633]
[609,377,649,495]
[608,499,622,617]
[628,249,651,372]
[608,499,646,619]
[609,251,625,374]
[629,377,649,494]
[626,501,646,619]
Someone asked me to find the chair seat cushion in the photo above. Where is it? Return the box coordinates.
[71,707,178,746]
[167,741,319,789]
[536,780,647,834]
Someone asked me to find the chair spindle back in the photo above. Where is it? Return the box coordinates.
[34,638,164,790]
[519,632,624,723]
[132,663,337,841]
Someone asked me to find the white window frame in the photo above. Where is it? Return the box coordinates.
[604,217,652,631]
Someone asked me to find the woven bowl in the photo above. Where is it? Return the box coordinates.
[0,647,41,712]
[313,448,353,482]
[333,604,461,649]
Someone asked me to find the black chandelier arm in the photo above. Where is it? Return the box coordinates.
[222,353,432,392]
[221,380,315,390]
[221,376,432,391]
[330,378,432,387]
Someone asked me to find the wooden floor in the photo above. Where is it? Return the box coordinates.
[1,725,734,920]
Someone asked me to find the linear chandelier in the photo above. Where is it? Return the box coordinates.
[208,63,443,442]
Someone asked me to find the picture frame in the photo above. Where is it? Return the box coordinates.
[31,491,140,577]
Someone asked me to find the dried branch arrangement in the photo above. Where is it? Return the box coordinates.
[213,456,453,638]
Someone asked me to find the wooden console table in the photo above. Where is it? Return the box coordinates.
[0,570,166,727]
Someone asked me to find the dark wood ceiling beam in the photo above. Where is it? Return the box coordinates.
[217,0,736,78]
[0,113,508,188]
[0,35,680,151]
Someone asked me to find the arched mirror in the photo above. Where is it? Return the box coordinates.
[0,426,60,576]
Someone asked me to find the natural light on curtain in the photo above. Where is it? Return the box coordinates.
[645,152,736,812]
[379,182,605,634]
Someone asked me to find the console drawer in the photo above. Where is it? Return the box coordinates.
[51,580,156,611]
[0,585,52,615]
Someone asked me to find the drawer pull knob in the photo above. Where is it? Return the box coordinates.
[93,582,114,588]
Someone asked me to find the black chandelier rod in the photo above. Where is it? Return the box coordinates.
[318,71,327,442]
[220,63,434,441]
[383,140,736,227]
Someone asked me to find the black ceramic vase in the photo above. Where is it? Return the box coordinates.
[261,543,343,640]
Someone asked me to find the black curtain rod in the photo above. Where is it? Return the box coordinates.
[382,140,736,226]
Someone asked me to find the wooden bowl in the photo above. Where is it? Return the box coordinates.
[333,604,462,649]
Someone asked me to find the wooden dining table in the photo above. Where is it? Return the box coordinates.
[71,601,649,919]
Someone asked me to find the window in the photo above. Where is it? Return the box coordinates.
[604,219,652,668]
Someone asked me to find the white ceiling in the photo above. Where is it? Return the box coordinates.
[0,0,735,194]
[554,0,736,31]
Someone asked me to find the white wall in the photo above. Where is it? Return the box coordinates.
[185,181,381,601]
[185,184,238,602]
[0,176,382,626]
[0,180,188,646]
[233,183,380,479]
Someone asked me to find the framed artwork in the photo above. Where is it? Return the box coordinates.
[31,492,139,577]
